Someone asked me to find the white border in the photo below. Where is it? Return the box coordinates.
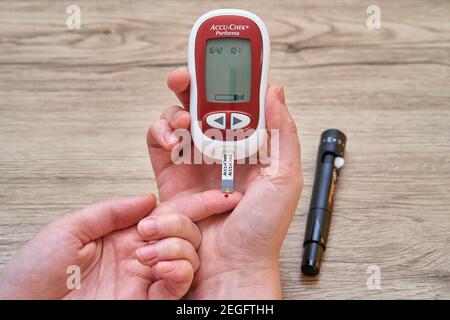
[188,9,270,160]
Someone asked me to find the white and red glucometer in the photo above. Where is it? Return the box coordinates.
[188,9,270,161]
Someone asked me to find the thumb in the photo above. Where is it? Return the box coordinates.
[265,85,301,175]
[150,190,243,222]
[61,195,157,243]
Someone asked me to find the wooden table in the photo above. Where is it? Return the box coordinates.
[0,0,449,299]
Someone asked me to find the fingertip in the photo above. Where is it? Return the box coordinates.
[148,260,194,299]
[163,131,180,146]
[171,110,191,130]
[201,189,243,212]
[137,217,158,240]
[148,119,178,151]
[276,85,285,104]
[155,261,174,274]
[135,245,157,265]
[267,84,283,102]
[68,194,159,244]
[266,84,291,131]
[265,85,301,173]
[267,84,284,106]
[147,194,157,207]
[167,68,190,94]
[131,194,157,209]
[155,260,193,282]
[224,191,244,203]
[208,189,243,202]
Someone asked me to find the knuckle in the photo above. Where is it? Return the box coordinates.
[286,117,298,134]
[160,105,174,119]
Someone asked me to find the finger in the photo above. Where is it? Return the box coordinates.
[147,119,179,151]
[167,68,190,110]
[148,260,194,300]
[160,105,183,121]
[152,190,243,222]
[146,120,177,178]
[160,105,191,131]
[137,214,202,249]
[147,67,190,177]
[136,237,199,271]
[62,195,156,244]
[265,85,301,174]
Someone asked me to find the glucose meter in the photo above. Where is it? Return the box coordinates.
[188,9,270,162]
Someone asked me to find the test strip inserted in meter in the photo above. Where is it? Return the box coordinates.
[188,9,270,193]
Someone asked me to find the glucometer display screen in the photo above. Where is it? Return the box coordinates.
[205,38,251,103]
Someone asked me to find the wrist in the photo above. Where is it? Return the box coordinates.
[186,261,282,300]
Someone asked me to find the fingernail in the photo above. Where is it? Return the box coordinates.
[146,194,156,207]
[139,218,158,237]
[163,131,178,145]
[136,245,158,261]
[276,85,285,104]
[172,111,181,122]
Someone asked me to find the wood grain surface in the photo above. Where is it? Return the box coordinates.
[0,0,449,299]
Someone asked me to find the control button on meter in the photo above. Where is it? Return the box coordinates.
[205,113,226,129]
[230,113,251,129]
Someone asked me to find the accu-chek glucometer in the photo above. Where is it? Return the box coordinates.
[188,9,270,193]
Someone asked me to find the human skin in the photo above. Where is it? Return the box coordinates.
[0,69,302,300]
[0,191,241,299]
[145,68,303,299]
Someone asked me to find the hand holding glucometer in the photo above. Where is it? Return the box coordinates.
[188,9,347,278]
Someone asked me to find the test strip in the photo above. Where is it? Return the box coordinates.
[221,151,234,193]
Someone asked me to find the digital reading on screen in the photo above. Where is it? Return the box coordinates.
[205,38,251,103]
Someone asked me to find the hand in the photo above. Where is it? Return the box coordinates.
[147,68,303,299]
[0,191,239,299]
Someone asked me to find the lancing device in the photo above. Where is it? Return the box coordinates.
[188,9,270,193]
[301,129,347,276]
